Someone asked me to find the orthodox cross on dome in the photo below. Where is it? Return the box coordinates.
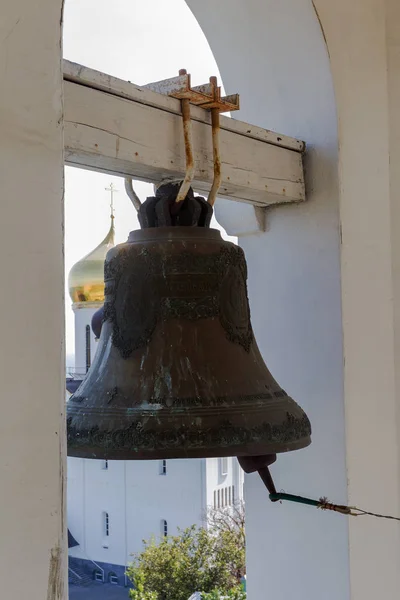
[105,182,118,220]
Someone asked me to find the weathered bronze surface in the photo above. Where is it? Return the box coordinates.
[67,225,311,460]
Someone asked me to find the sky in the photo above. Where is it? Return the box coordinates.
[63,0,232,358]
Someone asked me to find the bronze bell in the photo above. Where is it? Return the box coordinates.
[67,186,311,462]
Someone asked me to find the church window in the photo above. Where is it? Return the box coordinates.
[160,459,167,475]
[85,325,91,372]
[102,460,108,470]
[103,511,110,537]
[219,457,228,477]
[161,519,168,537]
[109,572,118,585]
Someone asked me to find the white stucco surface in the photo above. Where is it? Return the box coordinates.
[0,1,66,598]
[68,457,206,566]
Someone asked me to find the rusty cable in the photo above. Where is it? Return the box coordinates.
[264,467,400,521]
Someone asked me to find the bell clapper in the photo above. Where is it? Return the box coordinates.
[238,454,280,500]
[257,466,278,498]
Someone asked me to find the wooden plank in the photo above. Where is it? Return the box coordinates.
[64,81,305,207]
[63,60,305,153]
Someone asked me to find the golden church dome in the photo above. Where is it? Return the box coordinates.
[68,217,115,304]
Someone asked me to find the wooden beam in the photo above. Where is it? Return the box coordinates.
[63,61,305,206]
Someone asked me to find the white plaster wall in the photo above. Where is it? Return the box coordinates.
[81,458,126,565]
[0,0,66,598]
[68,458,86,557]
[69,454,244,568]
[125,459,205,557]
[300,2,400,598]
[387,0,400,565]
[187,1,348,599]
[68,457,206,567]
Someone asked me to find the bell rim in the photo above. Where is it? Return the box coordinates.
[66,435,311,461]
[66,402,312,461]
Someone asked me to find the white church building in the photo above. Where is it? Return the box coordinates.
[66,214,244,587]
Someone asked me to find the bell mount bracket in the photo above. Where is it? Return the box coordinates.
[125,69,240,214]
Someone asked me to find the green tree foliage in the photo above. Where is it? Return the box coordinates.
[129,572,158,600]
[201,588,246,600]
[127,504,246,600]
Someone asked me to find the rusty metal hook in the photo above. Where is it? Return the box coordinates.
[207,92,221,207]
[176,71,195,204]
[143,69,239,207]
[124,178,141,212]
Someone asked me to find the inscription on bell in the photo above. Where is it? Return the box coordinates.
[161,274,219,298]
[104,242,255,355]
